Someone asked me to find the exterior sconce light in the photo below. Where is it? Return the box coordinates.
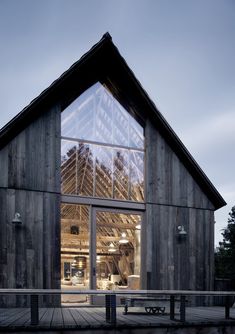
[177,225,187,241]
[12,213,22,226]
[178,225,187,236]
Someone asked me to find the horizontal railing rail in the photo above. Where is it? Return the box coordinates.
[0,289,235,295]
[0,289,234,326]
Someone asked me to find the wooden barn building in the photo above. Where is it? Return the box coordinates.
[0,33,226,300]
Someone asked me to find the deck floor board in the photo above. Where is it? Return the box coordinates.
[0,306,234,329]
[69,307,91,327]
[39,307,54,327]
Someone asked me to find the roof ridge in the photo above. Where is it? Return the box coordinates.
[102,32,112,40]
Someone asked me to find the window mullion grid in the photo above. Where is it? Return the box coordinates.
[76,142,78,195]
[128,149,131,200]
[93,92,96,197]
[111,96,114,199]
[111,149,114,199]
[61,136,144,153]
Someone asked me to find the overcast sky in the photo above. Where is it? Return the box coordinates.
[0,0,234,245]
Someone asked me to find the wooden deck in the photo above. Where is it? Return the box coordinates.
[0,306,235,330]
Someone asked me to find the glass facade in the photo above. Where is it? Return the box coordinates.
[61,203,141,295]
[61,82,144,202]
[61,204,90,303]
[96,211,141,289]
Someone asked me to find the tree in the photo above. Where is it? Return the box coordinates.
[215,206,235,280]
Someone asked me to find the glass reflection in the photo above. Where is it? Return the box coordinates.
[113,149,129,200]
[95,146,113,198]
[77,143,94,197]
[61,204,90,301]
[95,88,113,144]
[61,140,77,194]
[113,102,129,147]
[61,82,145,202]
[129,117,144,149]
[95,211,141,289]
[61,82,144,149]
[130,151,144,201]
[61,90,94,140]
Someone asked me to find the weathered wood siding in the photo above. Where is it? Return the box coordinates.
[0,106,61,293]
[0,102,216,298]
[142,119,215,292]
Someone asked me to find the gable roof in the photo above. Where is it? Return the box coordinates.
[0,32,226,210]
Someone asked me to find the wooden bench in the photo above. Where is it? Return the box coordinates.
[123,296,180,315]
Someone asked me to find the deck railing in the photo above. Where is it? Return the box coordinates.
[0,289,234,326]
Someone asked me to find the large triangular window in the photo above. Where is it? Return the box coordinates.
[61,82,144,202]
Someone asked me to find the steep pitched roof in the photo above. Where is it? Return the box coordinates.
[0,32,226,209]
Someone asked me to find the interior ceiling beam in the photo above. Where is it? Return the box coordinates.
[61,245,134,252]
[61,251,121,257]
[61,194,145,210]
[61,244,119,250]
[61,244,134,251]
[61,218,136,229]
[61,232,134,242]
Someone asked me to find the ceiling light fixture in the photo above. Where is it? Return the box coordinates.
[119,232,129,244]
[108,243,117,252]
[71,259,77,267]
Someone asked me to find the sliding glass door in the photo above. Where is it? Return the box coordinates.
[61,204,90,303]
[94,208,142,291]
[60,204,142,303]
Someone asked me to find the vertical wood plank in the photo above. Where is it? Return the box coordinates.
[0,146,8,187]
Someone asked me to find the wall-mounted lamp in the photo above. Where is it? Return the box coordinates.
[177,225,187,236]
[12,213,22,226]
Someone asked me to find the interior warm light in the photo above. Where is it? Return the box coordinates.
[108,243,116,252]
[136,224,141,230]
[96,255,101,263]
[71,259,77,267]
[119,232,129,244]
[71,256,86,269]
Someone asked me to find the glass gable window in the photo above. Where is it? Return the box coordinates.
[61,82,144,202]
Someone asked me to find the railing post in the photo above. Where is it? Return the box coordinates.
[105,294,111,322]
[180,295,186,322]
[170,295,175,320]
[225,296,230,319]
[105,294,116,324]
[110,294,116,325]
[30,294,39,326]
